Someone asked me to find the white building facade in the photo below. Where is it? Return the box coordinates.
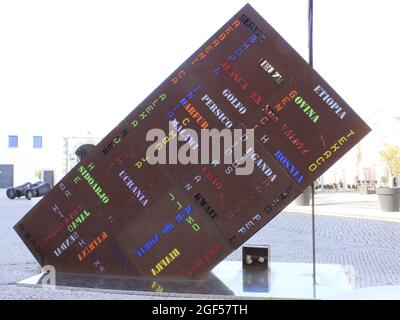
[1,114,398,190]
[320,114,400,189]
[0,129,99,188]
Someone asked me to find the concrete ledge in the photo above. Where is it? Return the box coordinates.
[17,261,352,300]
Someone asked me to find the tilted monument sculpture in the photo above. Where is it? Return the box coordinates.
[14,4,370,279]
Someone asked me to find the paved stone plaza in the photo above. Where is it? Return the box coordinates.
[1,189,400,299]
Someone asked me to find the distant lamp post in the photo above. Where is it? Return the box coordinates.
[356,143,362,181]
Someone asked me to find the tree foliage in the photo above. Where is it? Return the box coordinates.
[380,144,400,176]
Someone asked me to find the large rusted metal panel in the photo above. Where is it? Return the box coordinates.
[14,4,370,279]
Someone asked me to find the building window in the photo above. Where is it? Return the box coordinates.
[8,135,18,148]
[33,136,42,148]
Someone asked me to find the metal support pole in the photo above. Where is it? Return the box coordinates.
[308,0,317,299]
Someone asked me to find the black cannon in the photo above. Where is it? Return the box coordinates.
[6,181,51,200]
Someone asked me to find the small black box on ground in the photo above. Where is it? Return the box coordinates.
[242,245,269,292]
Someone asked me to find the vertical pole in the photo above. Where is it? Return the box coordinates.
[308,0,314,66]
[308,0,317,299]
[311,183,316,299]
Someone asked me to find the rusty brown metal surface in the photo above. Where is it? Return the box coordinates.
[14,4,370,281]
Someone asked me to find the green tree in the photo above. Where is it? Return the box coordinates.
[34,169,43,181]
[380,144,400,185]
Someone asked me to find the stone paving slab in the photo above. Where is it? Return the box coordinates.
[286,192,400,222]
[2,189,400,299]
